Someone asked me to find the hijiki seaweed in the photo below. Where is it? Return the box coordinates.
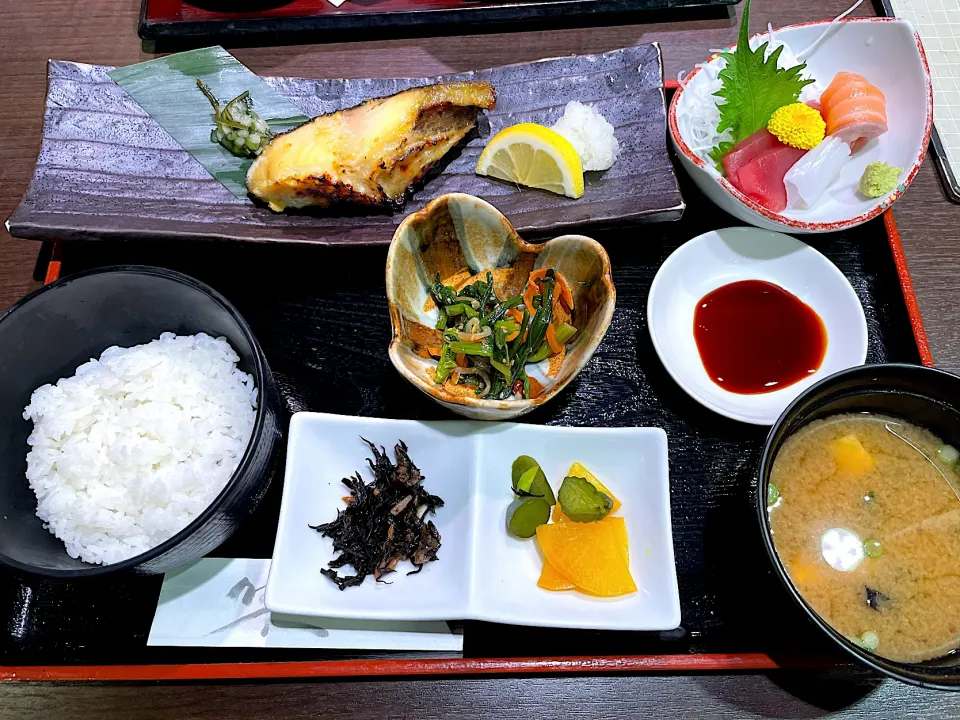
[312,439,444,590]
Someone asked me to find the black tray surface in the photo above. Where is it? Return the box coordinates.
[0,176,920,667]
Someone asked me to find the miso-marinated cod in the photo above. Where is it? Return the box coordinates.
[247,82,496,212]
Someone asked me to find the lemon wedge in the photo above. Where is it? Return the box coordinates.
[476,123,584,199]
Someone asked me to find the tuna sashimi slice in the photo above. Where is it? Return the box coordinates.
[722,129,780,180]
[732,145,807,212]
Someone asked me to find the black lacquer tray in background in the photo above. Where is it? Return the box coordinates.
[138,0,738,43]
[0,173,925,677]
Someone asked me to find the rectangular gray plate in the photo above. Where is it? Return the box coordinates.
[7,45,684,247]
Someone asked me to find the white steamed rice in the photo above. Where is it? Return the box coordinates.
[22,332,258,565]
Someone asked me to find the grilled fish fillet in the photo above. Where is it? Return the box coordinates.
[246,82,496,212]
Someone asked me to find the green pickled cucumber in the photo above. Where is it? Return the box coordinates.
[558,476,613,522]
[506,497,551,538]
[511,455,555,505]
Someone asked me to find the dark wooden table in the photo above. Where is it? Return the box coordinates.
[3,0,960,716]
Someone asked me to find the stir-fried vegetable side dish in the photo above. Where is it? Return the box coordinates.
[429,268,576,400]
[312,439,444,590]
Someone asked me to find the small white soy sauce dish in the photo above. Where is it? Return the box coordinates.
[647,227,868,425]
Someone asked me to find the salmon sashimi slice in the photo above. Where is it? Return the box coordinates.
[819,72,873,107]
[819,72,888,146]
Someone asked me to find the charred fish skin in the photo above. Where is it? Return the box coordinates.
[246,82,497,212]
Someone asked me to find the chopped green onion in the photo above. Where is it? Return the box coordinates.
[196,79,273,158]
[864,491,876,503]
[767,483,780,507]
[860,631,879,652]
[435,306,449,330]
[938,444,960,465]
[864,538,883,558]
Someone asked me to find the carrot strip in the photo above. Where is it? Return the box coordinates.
[455,353,468,368]
[555,271,574,310]
[505,330,520,342]
[426,347,443,358]
[523,281,538,318]
[545,323,563,354]
[507,308,524,323]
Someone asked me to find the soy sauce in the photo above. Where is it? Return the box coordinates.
[693,280,827,395]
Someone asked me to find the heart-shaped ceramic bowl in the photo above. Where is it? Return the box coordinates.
[386,193,616,421]
[669,18,933,233]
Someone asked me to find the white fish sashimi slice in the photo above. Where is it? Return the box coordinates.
[784,136,852,210]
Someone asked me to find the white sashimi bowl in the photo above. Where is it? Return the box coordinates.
[669,18,933,233]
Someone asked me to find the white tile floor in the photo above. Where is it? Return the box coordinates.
[891,0,960,178]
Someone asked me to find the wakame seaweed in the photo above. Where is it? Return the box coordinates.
[312,439,444,590]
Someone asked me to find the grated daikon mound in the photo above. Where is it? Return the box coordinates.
[551,101,620,172]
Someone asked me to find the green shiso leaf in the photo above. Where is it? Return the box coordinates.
[711,0,815,167]
[108,46,309,198]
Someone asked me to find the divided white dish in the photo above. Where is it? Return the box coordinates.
[266,413,680,631]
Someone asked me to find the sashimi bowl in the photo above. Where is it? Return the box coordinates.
[386,193,616,421]
[669,15,932,233]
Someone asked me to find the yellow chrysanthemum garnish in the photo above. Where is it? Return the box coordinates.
[767,103,826,150]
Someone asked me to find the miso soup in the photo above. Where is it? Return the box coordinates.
[769,413,960,663]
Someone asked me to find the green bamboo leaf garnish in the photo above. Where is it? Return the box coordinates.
[108,47,310,198]
[709,0,815,169]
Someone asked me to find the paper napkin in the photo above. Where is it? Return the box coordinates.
[147,557,462,651]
